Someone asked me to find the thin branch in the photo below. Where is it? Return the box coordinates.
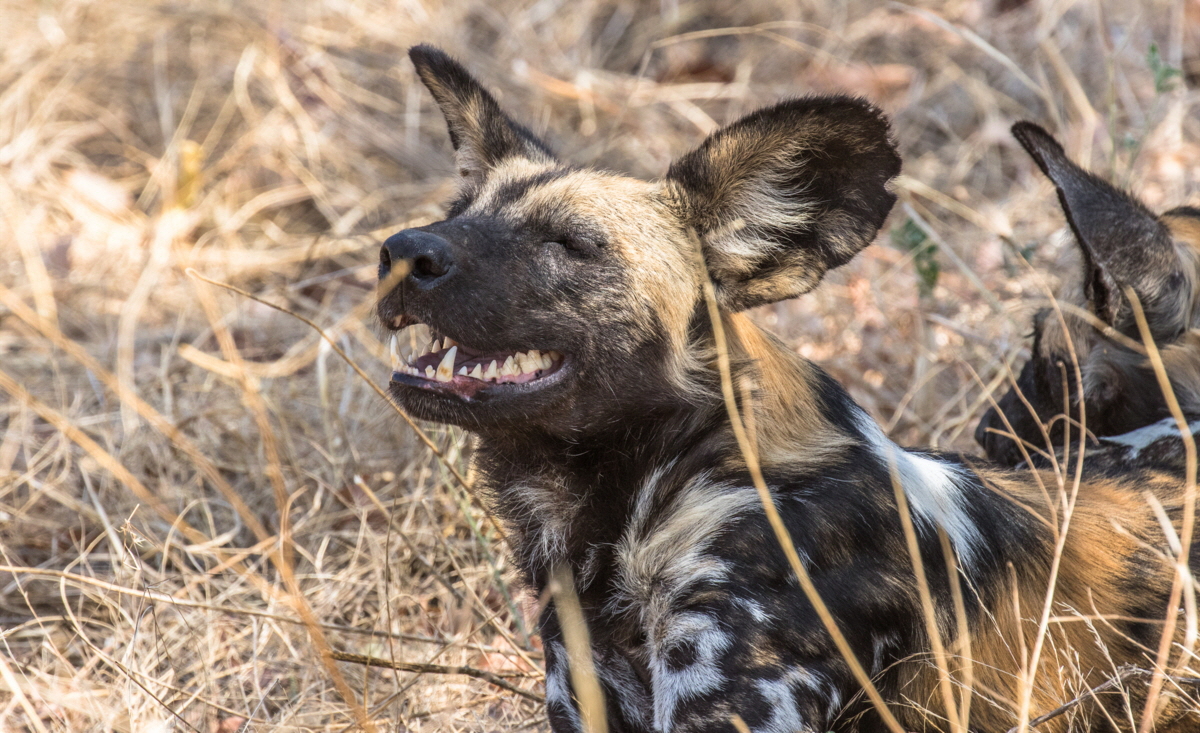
[1005,666,1200,733]
[330,651,545,703]
[0,564,536,653]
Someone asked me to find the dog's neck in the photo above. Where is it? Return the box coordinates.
[468,315,869,589]
[472,398,727,590]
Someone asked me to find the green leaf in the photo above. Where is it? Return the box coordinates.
[1148,42,1182,94]
[890,218,940,298]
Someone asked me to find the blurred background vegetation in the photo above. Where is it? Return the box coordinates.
[0,0,1197,729]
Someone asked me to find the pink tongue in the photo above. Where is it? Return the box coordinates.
[505,370,539,384]
[441,377,488,398]
[436,369,537,398]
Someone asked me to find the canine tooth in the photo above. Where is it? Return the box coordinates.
[501,355,516,377]
[458,366,468,376]
[470,364,483,380]
[424,365,435,379]
[389,335,401,370]
[436,346,457,382]
[484,360,499,380]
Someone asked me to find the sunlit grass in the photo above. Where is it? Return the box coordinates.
[0,0,1197,729]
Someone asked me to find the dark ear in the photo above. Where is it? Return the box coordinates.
[1012,122,1186,340]
[666,96,900,311]
[409,45,554,184]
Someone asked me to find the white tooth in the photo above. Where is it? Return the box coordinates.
[500,355,516,377]
[424,365,435,379]
[458,366,468,376]
[436,346,457,382]
[484,360,499,380]
[409,324,429,352]
[389,335,400,370]
[470,364,483,380]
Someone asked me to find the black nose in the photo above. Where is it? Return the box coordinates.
[380,229,455,289]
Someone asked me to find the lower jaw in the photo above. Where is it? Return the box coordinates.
[388,354,572,408]
[389,371,492,400]
[387,379,558,431]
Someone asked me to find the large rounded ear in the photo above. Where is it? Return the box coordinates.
[409,45,554,185]
[1012,122,1187,341]
[666,96,900,311]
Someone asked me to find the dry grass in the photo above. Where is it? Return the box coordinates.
[1,0,1199,730]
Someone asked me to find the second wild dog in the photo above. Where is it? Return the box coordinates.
[976,122,1200,468]
[377,46,1200,732]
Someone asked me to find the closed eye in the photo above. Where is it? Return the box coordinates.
[548,236,601,255]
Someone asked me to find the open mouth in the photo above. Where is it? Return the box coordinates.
[387,326,566,399]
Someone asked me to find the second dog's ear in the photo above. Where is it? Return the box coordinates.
[1012,122,1186,340]
[666,96,900,311]
[409,45,554,185]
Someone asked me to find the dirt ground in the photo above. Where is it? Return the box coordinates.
[1,0,1198,730]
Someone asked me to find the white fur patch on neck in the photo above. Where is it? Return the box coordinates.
[854,409,982,568]
[1101,416,1200,458]
[615,470,762,626]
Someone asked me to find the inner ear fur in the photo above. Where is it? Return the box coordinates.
[666,96,901,311]
[1012,121,1187,341]
[409,45,554,183]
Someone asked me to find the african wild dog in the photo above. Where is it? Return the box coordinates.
[377,46,1200,732]
[976,122,1200,468]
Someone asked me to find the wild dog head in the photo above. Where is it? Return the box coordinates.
[377,45,901,436]
[977,122,1200,466]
